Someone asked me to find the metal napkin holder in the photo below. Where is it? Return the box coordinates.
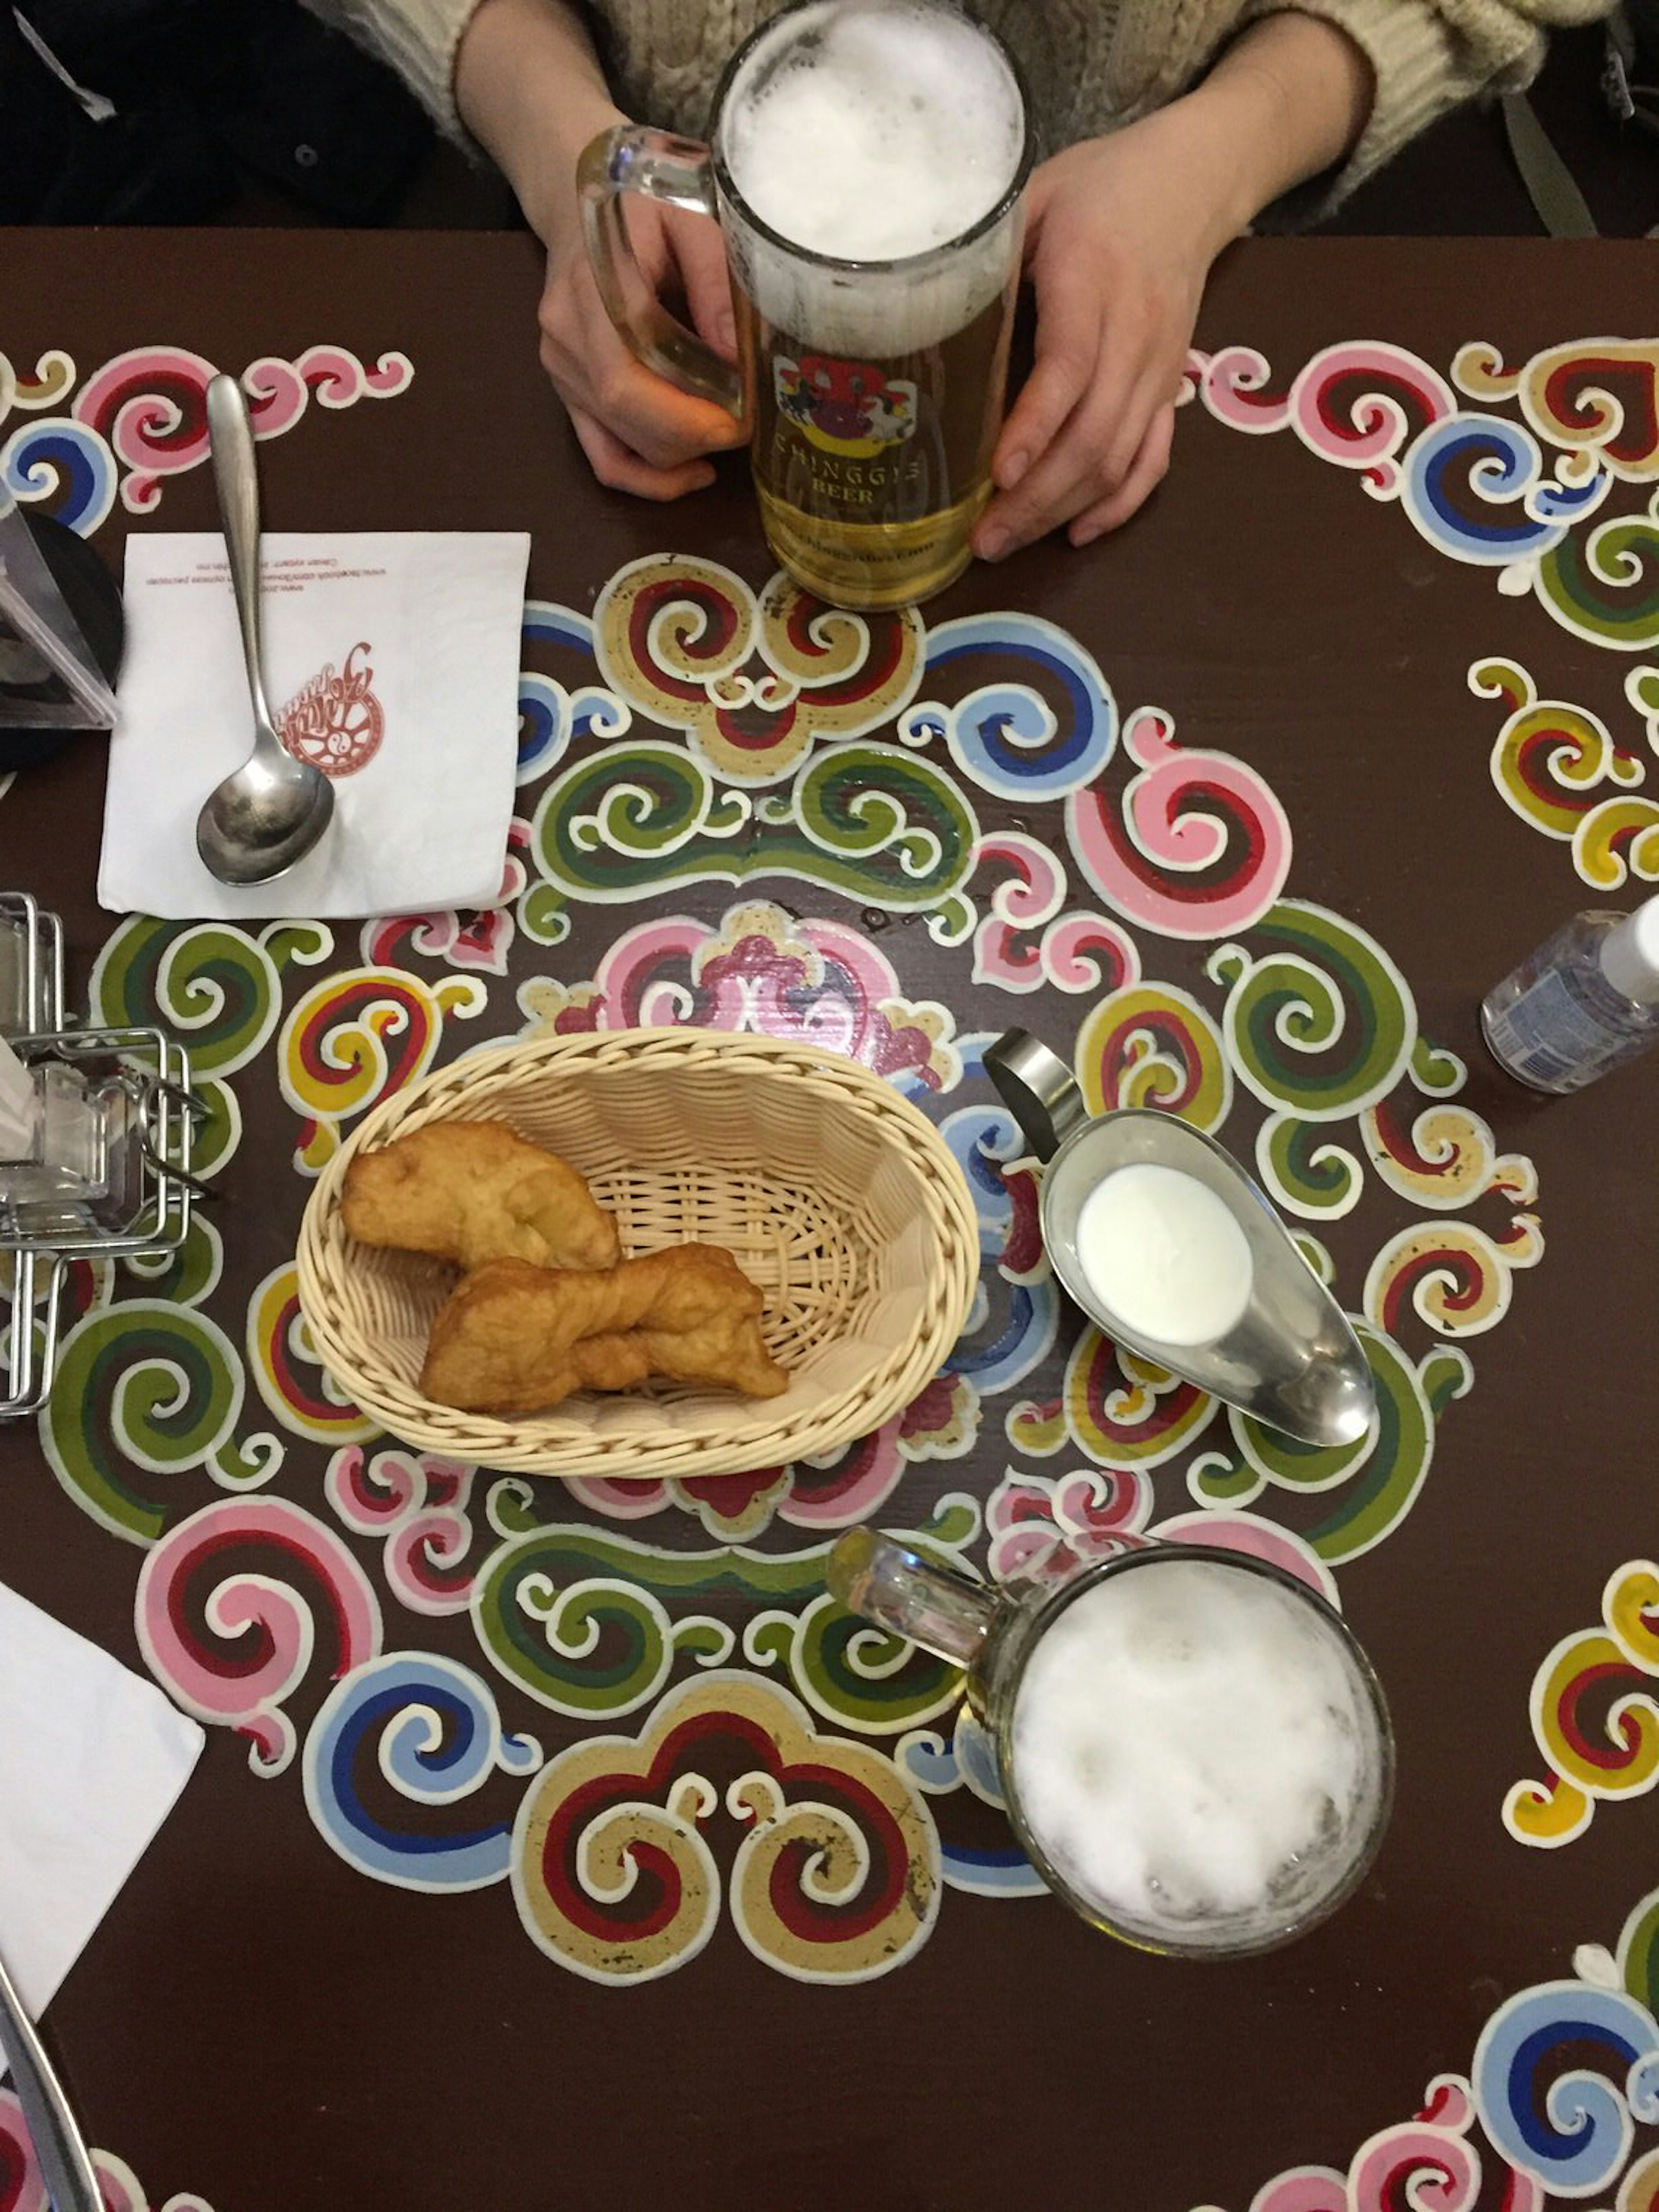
[2,897,209,1418]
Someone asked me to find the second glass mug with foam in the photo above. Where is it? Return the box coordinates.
[579,0,1033,610]
[829,1526,1395,1956]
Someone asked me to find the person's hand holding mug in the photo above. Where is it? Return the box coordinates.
[455,0,745,500]
[972,10,1374,560]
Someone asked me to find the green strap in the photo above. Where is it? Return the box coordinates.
[1501,90,1600,237]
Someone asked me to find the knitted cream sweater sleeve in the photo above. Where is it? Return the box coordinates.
[304,0,1615,201]
[1230,0,1618,219]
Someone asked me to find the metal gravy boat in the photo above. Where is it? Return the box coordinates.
[983,1029,1376,1450]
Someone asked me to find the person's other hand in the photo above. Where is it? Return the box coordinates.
[537,194,747,500]
[972,111,1236,561]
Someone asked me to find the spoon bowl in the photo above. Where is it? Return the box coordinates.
[194,374,334,886]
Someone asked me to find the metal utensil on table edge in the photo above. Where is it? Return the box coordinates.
[0,1943,101,2212]
[193,373,334,887]
[983,1028,1378,1451]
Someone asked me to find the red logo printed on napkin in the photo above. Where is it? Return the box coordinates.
[278,641,384,777]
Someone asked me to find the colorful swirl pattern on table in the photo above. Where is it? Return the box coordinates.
[0,343,412,533]
[0,2093,216,2212]
[13,463,1556,2017]
[1472,655,1659,890]
[1195,334,1659,651]
[1504,1557,1659,1849]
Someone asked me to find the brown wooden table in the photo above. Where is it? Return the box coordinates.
[3,229,1658,2212]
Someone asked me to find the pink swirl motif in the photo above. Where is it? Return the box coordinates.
[1236,2076,1545,2212]
[362,821,530,977]
[0,2096,216,2212]
[135,1497,383,1776]
[72,343,413,512]
[323,1444,480,1614]
[567,1374,975,1540]
[1201,340,1457,498]
[523,900,959,1090]
[1066,705,1292,941]
[971,832,1141,995]
[986,1468,1154,1582]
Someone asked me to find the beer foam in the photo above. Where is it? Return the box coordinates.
[725,1,1022,259]
[721,0,1026,354]
[1011,1560,1376,1944]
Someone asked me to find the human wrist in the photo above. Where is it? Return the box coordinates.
[1189,13,1376,231]
[455,0,625,248]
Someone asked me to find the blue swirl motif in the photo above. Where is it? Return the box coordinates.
[1472,1979,1659,2196]
[2,416,117,537]
[896,1722,1048,1898]
[517,600,630,786]
[302,1653,543,1891]
[1400,412,1611,569]
[899,613,1117,801]
[938,1102,1057,1395]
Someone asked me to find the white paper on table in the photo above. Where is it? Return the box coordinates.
[99,531,531,921]
[0,1582,202,2071]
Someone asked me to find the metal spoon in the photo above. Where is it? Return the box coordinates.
[0,1942,101,2212]
[194,374,333,885]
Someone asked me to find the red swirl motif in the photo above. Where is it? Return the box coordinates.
[135,1498,382,1776]
[512,1675,937,1981]
[1066,707,1290,940]
[70,344,413,512]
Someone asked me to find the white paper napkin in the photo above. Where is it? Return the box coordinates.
[0,1581,202,2066]
[99,531,531,919]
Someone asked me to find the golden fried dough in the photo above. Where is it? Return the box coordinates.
[342,1121,620,1273]
[421,1246,788,1415]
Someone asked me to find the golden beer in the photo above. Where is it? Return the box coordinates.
[581,0,1031,610]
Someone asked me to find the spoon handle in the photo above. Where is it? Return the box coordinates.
[206,373,277,735]
[0,1945,102,2212]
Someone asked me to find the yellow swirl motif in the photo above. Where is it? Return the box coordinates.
[1076,983,1232,1131]
[1361,1101,1537,1212]
[246,1263,381,1444]
[278,966,487,1173]
[595,555,924,787]
[1504,1561,1659,1850]
[0,348,75,422]
[511,1673,937,1983]
[1363,1218,1542,1338]
[1573,795,1659,890]
[1479,673,1640,842]
[1454,337,1659,477]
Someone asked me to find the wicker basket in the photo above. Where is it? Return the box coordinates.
[295,1028,979,1479]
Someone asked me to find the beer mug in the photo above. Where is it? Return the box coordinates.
[579,0,1033,610]
[828,1527,1395,1955]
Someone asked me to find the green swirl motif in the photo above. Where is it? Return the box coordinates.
[1536,503,1659,651]
[1619,1885,1659,2015]
[40,1298,275,1544]
[121,1214,222,1307]
[1257,1113,1364,1220]
[1189,1325,1472,1565]
[89,917,327,1079]
[1208,900,1427,1121]
[531,740,978,918]
[472,1497,974,1724]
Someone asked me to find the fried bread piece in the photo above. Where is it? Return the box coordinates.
[342,1121,620,1273]
[421,1246,788,1414]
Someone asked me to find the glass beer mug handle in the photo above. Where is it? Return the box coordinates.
[577,125,746,419]
[827,1528,998,1670]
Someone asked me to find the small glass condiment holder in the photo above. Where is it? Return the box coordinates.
[2,1017,209,1418]
[0,892,65,1039]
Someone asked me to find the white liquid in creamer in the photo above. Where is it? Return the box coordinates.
[1073,1161,1252,1347]
[1011,1560,1371,1939]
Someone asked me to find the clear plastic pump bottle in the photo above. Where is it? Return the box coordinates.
[1481,895,1659,1094]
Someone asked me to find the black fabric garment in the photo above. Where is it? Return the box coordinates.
[0,0,430,224]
